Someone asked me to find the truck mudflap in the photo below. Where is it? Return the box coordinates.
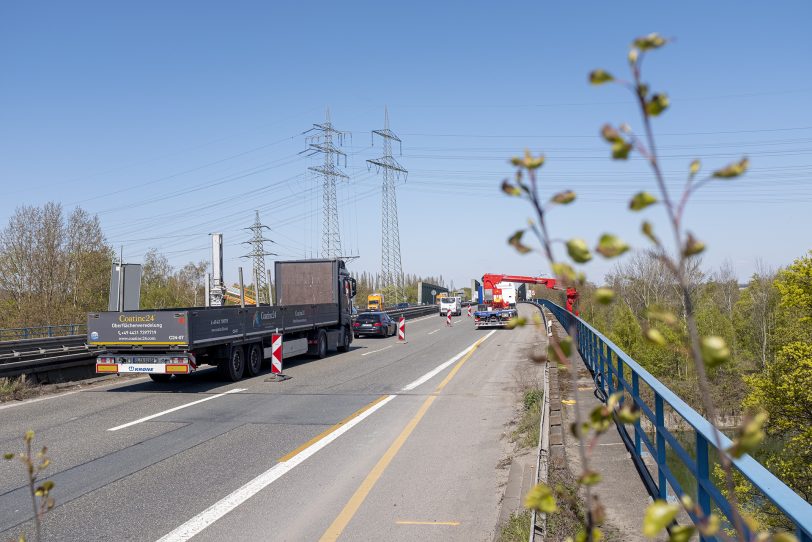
[96,353,196,375]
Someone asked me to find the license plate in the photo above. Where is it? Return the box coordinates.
[362,324,372,328]
[130,356,167,364]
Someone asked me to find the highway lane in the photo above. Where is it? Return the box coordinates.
[0,306,548,541]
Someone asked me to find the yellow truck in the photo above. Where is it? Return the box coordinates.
[367,293,384,311]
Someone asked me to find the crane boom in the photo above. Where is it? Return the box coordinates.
[480,273,579,313]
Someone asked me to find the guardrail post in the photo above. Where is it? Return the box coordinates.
[48,325,54,337]
[655,392,668,500]
[632,372,642,456]
[696,432,711,540]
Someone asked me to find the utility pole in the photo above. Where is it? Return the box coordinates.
[241,211,276,305]
[368,107,407,303]
[302,108,351,260]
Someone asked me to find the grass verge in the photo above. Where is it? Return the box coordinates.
[511,389,542,449]
[0,375,41,402]
[498,509,531,542]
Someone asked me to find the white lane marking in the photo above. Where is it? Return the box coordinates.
[156,394,397,542]
[107,388,246,431]
[401,330,497,392]
[427,329,441,335]
[361,345,393,357]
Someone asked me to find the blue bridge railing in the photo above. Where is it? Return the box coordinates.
[536,300,812,542]
[0,324,86,342]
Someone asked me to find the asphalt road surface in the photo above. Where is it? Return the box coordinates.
[1,305,547,541]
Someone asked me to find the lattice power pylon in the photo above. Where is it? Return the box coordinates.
[241,210,276,304]
[367,108,407,303]
[302,109,351,260]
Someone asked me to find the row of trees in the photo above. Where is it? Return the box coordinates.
[0,203,211,329]
[351,271,449,305]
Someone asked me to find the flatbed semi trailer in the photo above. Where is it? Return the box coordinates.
[88,259,356,382]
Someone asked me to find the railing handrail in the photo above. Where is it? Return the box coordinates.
[537,299,812,540]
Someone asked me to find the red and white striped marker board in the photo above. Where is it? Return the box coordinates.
[467,305,472,318]
[398,317,406,341]
[446,310,452,326]
[271,334,283,374]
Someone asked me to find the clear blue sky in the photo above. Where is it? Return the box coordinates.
[2,1,811,289]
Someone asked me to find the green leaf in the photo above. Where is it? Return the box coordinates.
[642,500,679,537]
[644,328,667,346]
[668,525,696,542]
[578,470,602,486]
[645,93,669,116]
[647,308,678,326]
[524,483,558,513]
[629,191,658,211]
[3,453,14,460]
[501,179,522,197]
[511,149,545,170]
[683,233,705,257]
[41,480,54,491]
[559,336,573,357]
[508,230,532,254]
[700,513,720,536]
[617,405,641,424]
[552,262,577,282]
[506,316,527,329]
[770,533,799,542]
[596,234,630,258]
[589,69,614,85]
[700,336,730,368]
[611,140,633,160]
[595,287,614,305]
[566,238,592,263]
[601,124,623,143]
[551,190,576,204]
[712,157,749,179]
[641,221,659,244]
[24,430,35,443]
[727,410,768,458]
[633,32,668,51]
[689,159,701,176]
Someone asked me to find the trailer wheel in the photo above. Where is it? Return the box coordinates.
[316,330,328,359]
[218,346,245,381]
[149,374,172,383]
[245,343,262,378]
[337,327,350,352]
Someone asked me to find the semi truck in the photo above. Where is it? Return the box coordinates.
[89,259,357,382]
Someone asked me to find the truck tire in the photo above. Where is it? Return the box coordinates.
[316,330,328,359]
[245,343,262,378]
[149,374,172,383]
[337,327,350,352]
[218,346,245,381]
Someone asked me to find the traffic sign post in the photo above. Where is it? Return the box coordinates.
[398,317,406,343]
[265,333,290,382]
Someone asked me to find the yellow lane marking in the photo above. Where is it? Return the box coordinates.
[278,395,390,462]
[562,399,577,405]
[395,520,460,526]
[319,336,487,541]
[577,386,594,391]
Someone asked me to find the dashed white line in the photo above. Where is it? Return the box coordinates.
[427,329,441,335]
[107,388,246,431]
[361,345,393,357]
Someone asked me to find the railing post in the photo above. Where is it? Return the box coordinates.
[606,349,615,396]
[632,372,642,456]
[48,325,54,338]
[617,353,625,396]
[655,392,668,500]
[599,342,607,398]
[696,432,711,541]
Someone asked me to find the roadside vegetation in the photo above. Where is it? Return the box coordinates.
[511,388,542,449]
[499,510,531,542]
[0,375,40,402]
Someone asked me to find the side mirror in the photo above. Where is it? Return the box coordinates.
[349,278,357,298]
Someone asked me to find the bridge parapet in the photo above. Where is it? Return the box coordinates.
[537,299,812,542]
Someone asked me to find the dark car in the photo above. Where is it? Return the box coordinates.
[396,302,409,309]
[353,312,397,338]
